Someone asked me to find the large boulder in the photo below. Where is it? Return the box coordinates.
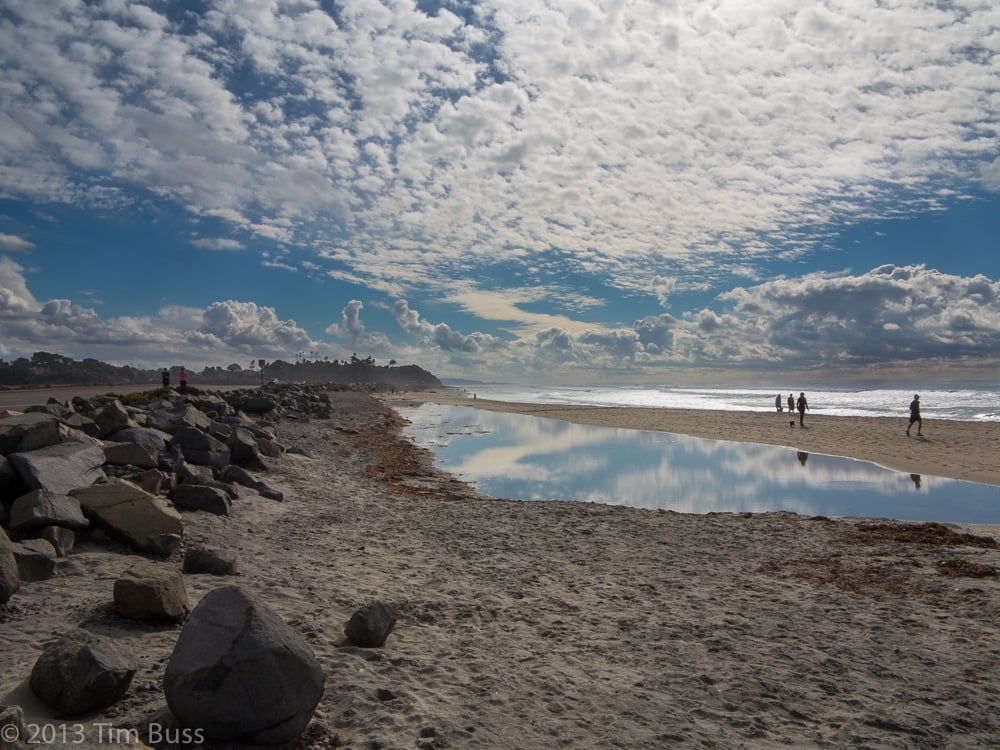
[105,426,171,456]
[70,479,183,555]
[8,442,106,495]
[11,538,57,582]
[0,530,19,604]
[168,428,230,470]
[163,586,324,745]
[169,485,232,516]
[343,601,398,648]
[8,489,88,533]
[29,630,137,716]
[146,405,211,435]
[92,400,132,438]
[102,442,158,469]
[0,412,62,455]
[226,427,267,469]
[182,544,238,576]
[114,561,190,623]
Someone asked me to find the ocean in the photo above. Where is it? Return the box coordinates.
[443,383,1000,422]
[400,382,1000,522]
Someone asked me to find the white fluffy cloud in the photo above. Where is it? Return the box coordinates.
[1,1,996,294]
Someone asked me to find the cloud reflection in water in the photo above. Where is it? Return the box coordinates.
[400,405,1000,524]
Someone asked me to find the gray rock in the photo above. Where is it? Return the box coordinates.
[218,465,283,502]
[179,476,240,500]
[61,412,100,437]
[37,525,76,557]
[182,544,238,576]
[168,427,231,469]
[8,489,88,533]
[242,396,277,414]
[29,630,137,716]
[0,454,21,494]
[146,405,211,435]
[344,601,398,648]
[226,427,266,469]
[114,560,190,623]
[92,400,131,438]
[102,441,158,469]
[70,478,183,555]
[11,538,57,582]
[105,426,171,457]
[0,704,28,750]
[163,586,324,744]
[169,484,231,516]
[8,442,106,495]
[0,530,20,604]
[0,412,62,455]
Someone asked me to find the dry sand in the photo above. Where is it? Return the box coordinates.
[2,391,1000,749]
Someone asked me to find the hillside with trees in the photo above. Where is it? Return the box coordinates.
[0,351,443,391]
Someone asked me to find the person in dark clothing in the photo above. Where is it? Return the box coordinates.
[775,394,783,412]
[787,393,795,413]
[161,368,170,388]
[907,394,923,436]
[796,392,808,427]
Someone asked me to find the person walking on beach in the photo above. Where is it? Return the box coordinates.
[796,392,808,427]
[775,394,783,412]
[907,394,923,436]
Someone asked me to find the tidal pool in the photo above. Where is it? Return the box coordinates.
[399,404,1000,524]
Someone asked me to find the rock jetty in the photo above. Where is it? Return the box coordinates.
[0,382,373,747]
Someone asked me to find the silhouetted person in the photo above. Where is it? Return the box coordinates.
[907,394,922,436]
[787,393,794,414]
[179,367,188,393]
[797,451,809,466]
[161,368,170,388]
[775,394,783,412]
[910,473,922,489]
[796,392,808,427]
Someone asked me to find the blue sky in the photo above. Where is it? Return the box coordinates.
[1,0,998,385]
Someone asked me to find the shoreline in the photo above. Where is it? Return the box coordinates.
[381,390,1000,487]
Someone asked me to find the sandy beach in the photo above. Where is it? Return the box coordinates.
[2,390,1000,749]
[382,389,1000,487]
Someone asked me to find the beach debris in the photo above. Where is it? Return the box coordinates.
[163,585,325,745]
[344,601,398,648]
[848,522,999,549]
[936,559,998,578]
[29,629,137,716]
[114,560,190,623]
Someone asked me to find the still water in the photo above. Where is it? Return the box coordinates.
[399,404,1000,525]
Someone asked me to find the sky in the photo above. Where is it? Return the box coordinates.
[1,0,998,386]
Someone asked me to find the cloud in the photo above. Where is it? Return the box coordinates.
[0,1,995,297]
[324,299,392,354]
[0,234,35,253]
[190,238,245,251]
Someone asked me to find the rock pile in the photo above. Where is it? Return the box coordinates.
[0,382,357,746]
